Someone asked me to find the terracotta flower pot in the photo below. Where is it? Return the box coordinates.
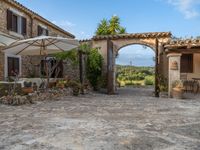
[49,82,56,88]
[22,87,34,94]
[57,84,65,89]
[172,87,183,99]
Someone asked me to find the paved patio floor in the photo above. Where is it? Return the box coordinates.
[0,87,200,150]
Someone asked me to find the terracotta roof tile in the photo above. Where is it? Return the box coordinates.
[92,32,172,40]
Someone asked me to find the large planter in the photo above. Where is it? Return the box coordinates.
[22,87,34,95]
[172,87,184,99]
[49,82,57,88]
[56,83,65,89]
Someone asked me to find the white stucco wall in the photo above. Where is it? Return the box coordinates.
[167,53,181,97]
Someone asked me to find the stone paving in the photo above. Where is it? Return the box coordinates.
[0,87,200,150]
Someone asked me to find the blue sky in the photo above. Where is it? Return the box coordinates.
[17,0,200,66]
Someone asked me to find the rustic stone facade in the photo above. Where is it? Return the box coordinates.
[0,0,77,80]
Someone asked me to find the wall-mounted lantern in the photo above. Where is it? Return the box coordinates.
[170,61,178,70]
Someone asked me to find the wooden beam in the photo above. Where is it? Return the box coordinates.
[166,48,200,53]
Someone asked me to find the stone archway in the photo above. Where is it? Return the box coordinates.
[89,32,172,96]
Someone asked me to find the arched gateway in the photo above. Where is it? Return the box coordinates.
[82,32,172,96]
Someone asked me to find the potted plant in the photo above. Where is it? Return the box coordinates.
[68,80,81,96]
[172,80,184,99]
[22,81,33,94]
[56,80,66,89]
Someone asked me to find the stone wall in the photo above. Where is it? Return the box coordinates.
[63,60,80,80]
[21,56,80,80]
[21,56,41,78]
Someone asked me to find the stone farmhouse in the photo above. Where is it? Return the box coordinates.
[0,0,76,81]
[1,0,200,97]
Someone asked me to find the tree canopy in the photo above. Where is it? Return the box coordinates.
[95,16,126,36]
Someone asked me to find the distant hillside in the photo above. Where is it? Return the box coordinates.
[116,65,155,87]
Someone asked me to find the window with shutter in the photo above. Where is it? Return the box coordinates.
[12,14,18,32]
[7,9,12,30]
[40,60,46,76]
[38,25,49,36]
[38,25,43,36]
[7,9,27,35]
[21,17,27,36]
[7,57,20,76]
[181,54,193,73]
[46,29,49,36]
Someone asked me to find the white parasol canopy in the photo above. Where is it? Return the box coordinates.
[3,36,79,55]
[3,36,79,88]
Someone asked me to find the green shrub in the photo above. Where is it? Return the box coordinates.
[125,80,133,86]
[86,48,103,90]
[144,76,155,85]
[119,81,126,87]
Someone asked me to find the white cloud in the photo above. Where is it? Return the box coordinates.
[52,20,76,31]
[167,0,200,19]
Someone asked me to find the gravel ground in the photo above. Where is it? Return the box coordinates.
[0,87,200,150]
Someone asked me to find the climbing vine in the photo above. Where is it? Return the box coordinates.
[86,47,103,90]
[54,49,78,66]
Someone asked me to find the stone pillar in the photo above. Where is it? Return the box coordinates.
[167,53,182,97]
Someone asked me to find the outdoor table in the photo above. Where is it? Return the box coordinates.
[192,78,200,81]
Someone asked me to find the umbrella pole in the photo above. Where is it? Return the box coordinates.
[46,55,49,89]
[42,42,49,90]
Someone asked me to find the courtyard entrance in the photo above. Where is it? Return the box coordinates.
[115,44,155,96]
[91,32,171,96]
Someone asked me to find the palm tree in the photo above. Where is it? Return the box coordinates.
[119,27,126,34]
[95,19,109,35]
[95,16,126,36]
[109,16,120,34]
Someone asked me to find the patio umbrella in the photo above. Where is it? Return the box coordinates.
[3,36,79,56]
[3,36,79,88]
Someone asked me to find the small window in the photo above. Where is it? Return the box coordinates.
[38,25,49,36]
[7,9,27,35]
[7,57,20,76]
[181,54,193,73]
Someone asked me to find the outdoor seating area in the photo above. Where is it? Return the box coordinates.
[183,79,200,94]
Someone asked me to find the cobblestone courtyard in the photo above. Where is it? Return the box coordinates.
[0,87,200,150]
